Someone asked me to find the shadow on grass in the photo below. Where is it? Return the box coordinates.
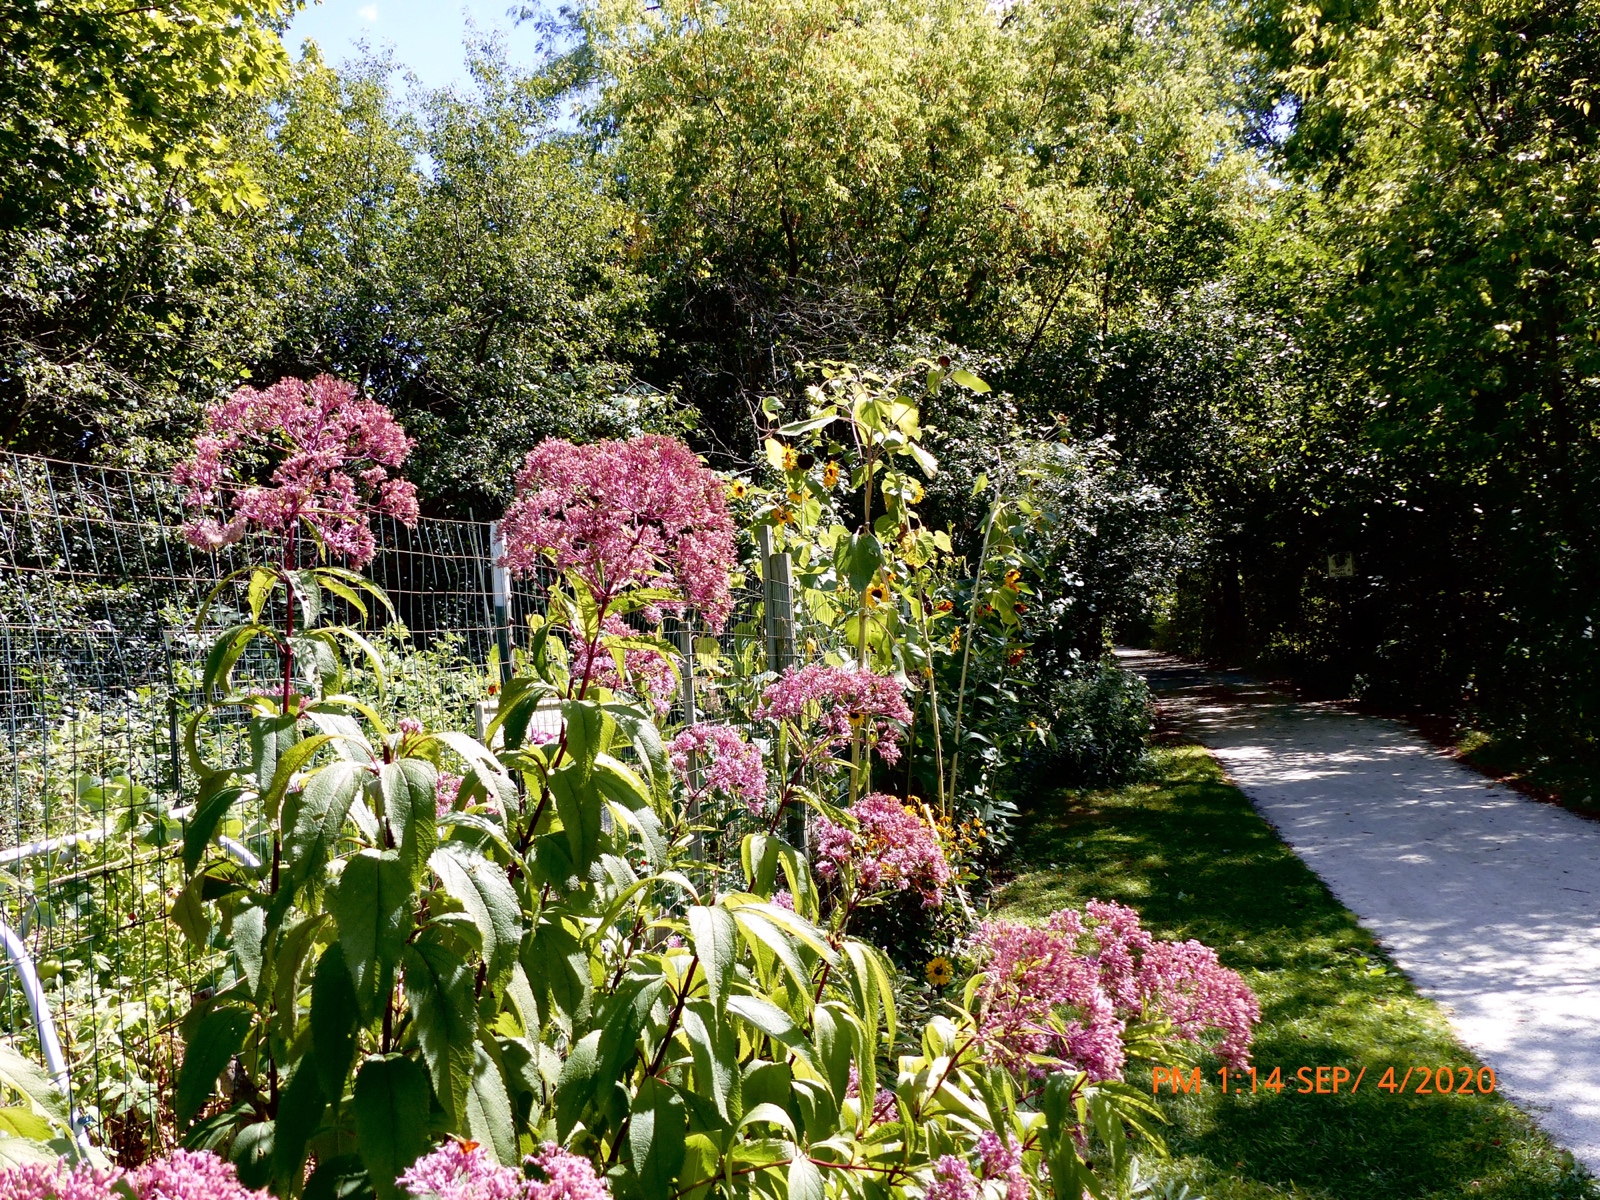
[993,744,1595,1200]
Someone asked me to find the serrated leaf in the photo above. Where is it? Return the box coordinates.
[381,759,439,884]
[465,1045,516,1165]
[429,846,520,987]
[402,942,475,1124]
[311,945,359,1099]
[687,906,737,1012]
[329,850,413,1019]
[176,1007,253,1126]
[352,1056,430,1200]
[628,1077,686,1200]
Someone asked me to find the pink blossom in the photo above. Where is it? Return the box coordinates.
[400,1141,525,1200]
[400,1143,607,1200]
[813,793,951,907]
[925,1157,976,1200]
[134,1151,271,1200]
[0,1161,126,1200]
[174,375,418,566]
[670,724,768,812]
[757,665,912,763]
[398,718,425,737]
[436,771,463,816]
[845,1066,898,1126]
[0,1150,272,1200]
[571,615,678,714]
[974,902,1259,1081]
[525,1145,608,1200]
[976,1132,1027,1200]
[497,436,736,630]
[974,911,1125,1080]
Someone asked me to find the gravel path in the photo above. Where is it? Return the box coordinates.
[1120,648,1600,1171]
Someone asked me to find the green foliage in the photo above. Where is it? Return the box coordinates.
[242,43,675,510]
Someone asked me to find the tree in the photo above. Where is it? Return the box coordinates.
[0,0,293,461]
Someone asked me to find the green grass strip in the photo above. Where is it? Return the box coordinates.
[992,743,1596,1200]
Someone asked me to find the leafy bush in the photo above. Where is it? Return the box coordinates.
[1036,660,1153,788]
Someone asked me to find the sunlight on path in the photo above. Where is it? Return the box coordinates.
[1120,649,1600,1172]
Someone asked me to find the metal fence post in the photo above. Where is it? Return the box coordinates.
[489,521,515,692]
[758,527,805,852]
[675,623,703,859]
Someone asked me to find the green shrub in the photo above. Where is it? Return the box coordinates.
[1038,660,1153,787]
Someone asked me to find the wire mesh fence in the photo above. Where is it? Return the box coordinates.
[0,450,785,1162]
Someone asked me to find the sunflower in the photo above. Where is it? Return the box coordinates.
[935,599,954,615]
[823,461,840,488]
[1006,647,1026,666]
[728,480,748,499]
[782,446,799,471]
[787,489,804,504]
[1003,568,1021,588]
[909,481,925,504]
[865,581,890,607]
[773,506,794,525]
[925,957,955,987]
[949,629,961,651]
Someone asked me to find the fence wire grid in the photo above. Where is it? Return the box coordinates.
[0,451,783,1162]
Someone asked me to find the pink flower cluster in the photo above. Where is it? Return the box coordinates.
[976,1132,1027,1200]
[757,665,912,763]
[400,1140,607,1200]
[925,1157,976,1200]
[0,1151,267,1200]
[669,723,768,812]
[174,375,418,565]
[813,792,952,907]
[571,615,678,714]
[974,901,1259,1082]
[845,1065,897,1126]
[436,771,463,816]
[498,436,736,630]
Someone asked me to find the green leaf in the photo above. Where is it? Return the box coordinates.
[520,917,593,1036]
[682,1002,740,1125]
[553,1030,603,1140]
[184,778,248,876]
[627,1077,686,1200]
[175,1007,253,1126]
[842,531,885,593]
[0,1106,54,1142]
[465,1045,516,1165]
[352,1056,431,1200]
[777,411,839,436]
[402,942,475,1125]
[381,759,440,884]
[603,704,671,812]
[234,905,268,996]
[272,1060,327,1196]
[202,624,269,696]
[725,996,816,1069]
[0,1046,67,1130]
[949,367,990,393]
[273,913,329,1042]
[687,905,737,1012]
[330,850,414,1020]
[558,699,611,782]
[429,846,521,987]
[281,760,365,890]
[302,1156,374,1200]
[547,764,603,873]
[787,1155,824,1200]
[311,945,360,1099]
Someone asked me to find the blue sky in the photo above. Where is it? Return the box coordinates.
[281,1,547,90]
